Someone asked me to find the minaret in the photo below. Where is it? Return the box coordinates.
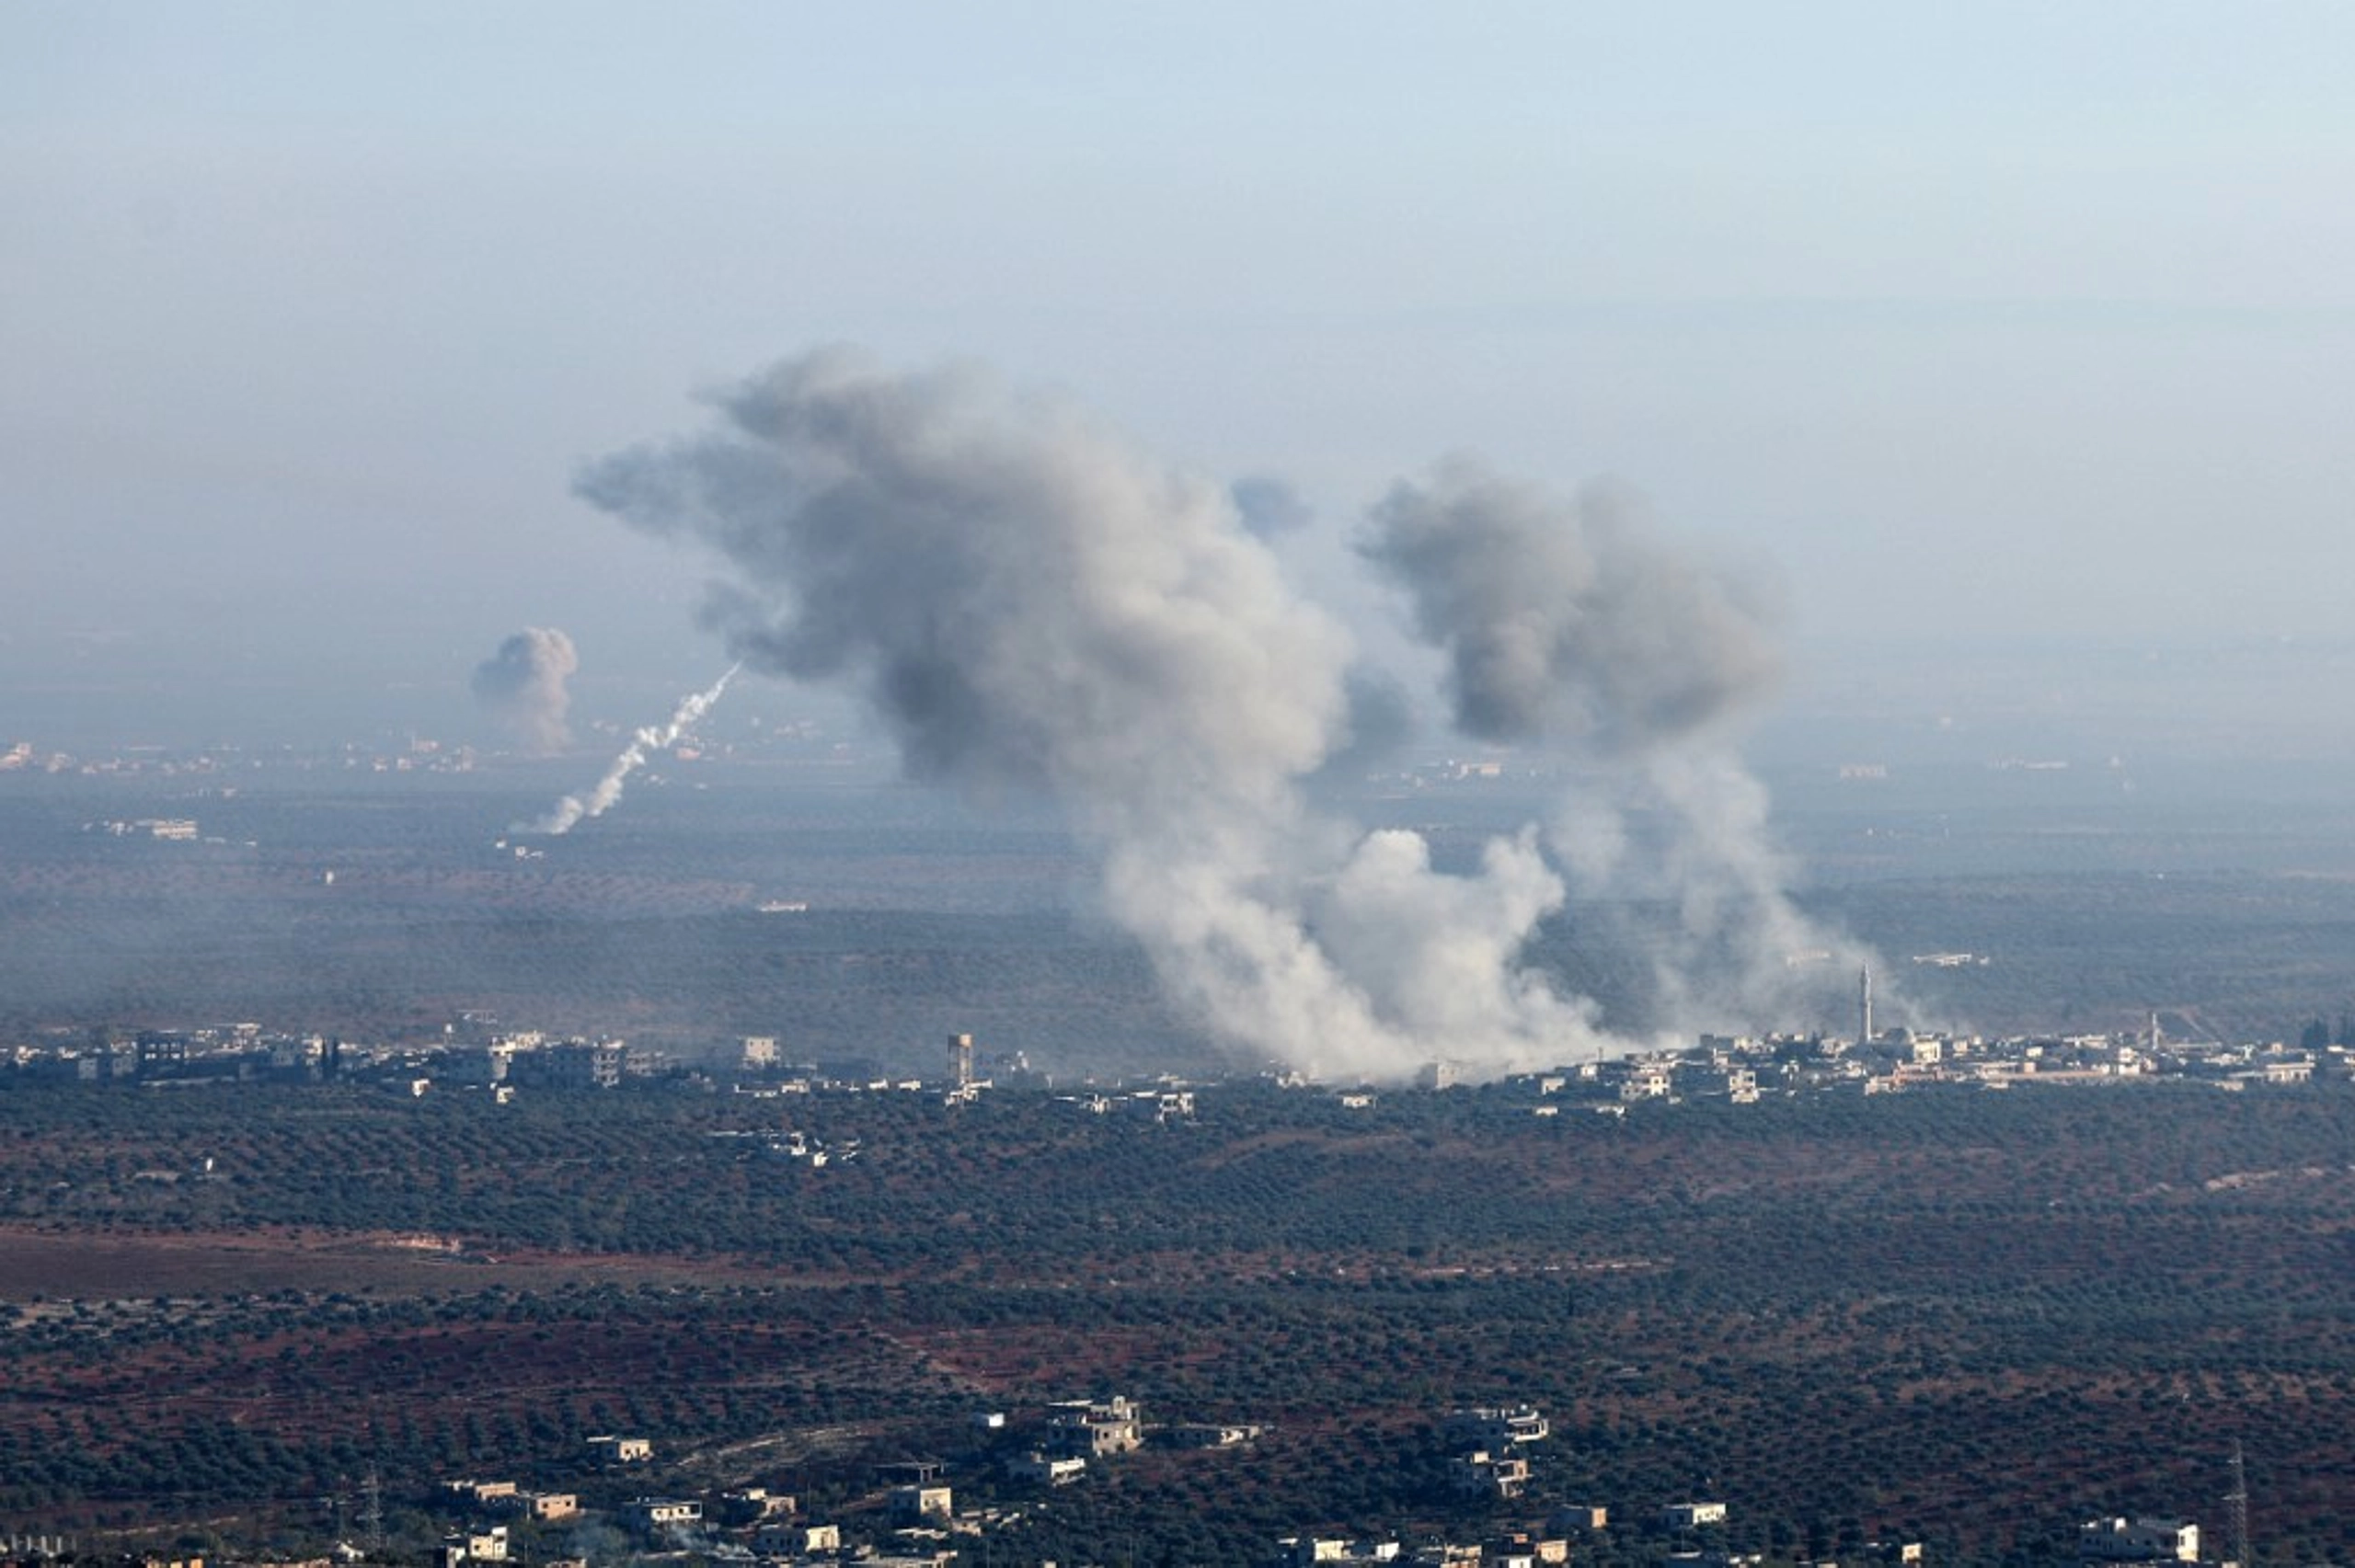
[1858,967,1874,1046]
[2226,1439,2249,1568]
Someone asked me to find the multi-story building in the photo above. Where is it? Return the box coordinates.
[1007,1452,1086,1485]
[586,1434,651,1465]
[2080,1517,2199,1562]
[1445,1405,1548,1448]
[1450,1450,1528,1498]
[512,1039,627,1089]
[890,1483,952,1521]
[626,1499,703,1531]
[1050,1395,1143,1457]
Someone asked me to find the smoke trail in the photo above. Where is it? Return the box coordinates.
[577,349,1876,1077]
[471,627,579,754]
[519,664,739,836]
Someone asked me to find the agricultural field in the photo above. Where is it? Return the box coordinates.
[2,1078,2352,1564]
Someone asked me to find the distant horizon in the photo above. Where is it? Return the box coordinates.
[9,625,2353,772]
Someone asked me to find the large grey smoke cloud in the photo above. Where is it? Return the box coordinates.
[579,348,1878,1078]
[472,627,579,753]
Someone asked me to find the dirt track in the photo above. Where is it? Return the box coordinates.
[0,1223,770,1300]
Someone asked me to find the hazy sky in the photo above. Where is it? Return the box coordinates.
[8,3,2354,748]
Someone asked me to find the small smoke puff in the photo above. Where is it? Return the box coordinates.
[472,628,579,753]
[1361,461,1781,751]
[1230,475,1314,538]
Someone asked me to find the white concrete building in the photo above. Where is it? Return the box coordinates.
[2080,1517,2199,1562]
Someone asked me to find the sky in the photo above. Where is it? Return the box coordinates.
[7,2,2355,751]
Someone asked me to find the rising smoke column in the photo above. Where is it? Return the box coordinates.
[520,664,739,835]
[1580,747,1867,1036]
[1361,462,1881,1037]
[471,627,580,754]
[1361,462,1781,750]
[575,349,1619,1080]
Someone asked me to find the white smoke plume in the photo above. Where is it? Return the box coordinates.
[577,348,1877,1077]
[1544,752,1879,1037]
[1361,463,1880,1036]
[519,664,739,836]
[471,627,580,754]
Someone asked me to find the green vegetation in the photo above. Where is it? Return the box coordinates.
[1,1079,2351,1563]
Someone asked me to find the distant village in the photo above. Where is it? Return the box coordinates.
[0,1019,2292,1568]
[0,1401,2227,1568]
[4,994,2338,1105]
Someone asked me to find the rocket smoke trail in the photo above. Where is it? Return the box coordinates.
[577,348,1884,1078]
[519,664,740,836]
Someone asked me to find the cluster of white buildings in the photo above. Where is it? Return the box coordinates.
[1468,1025,2335,1109]
[1277,1509,2206,1568]
[1443,1405,1552,1503]
[419,1393,1270,1567]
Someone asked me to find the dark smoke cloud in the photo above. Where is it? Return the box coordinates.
[578,349,1889,1077]
[471,627,579,754]
[1361,461,1782,750]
